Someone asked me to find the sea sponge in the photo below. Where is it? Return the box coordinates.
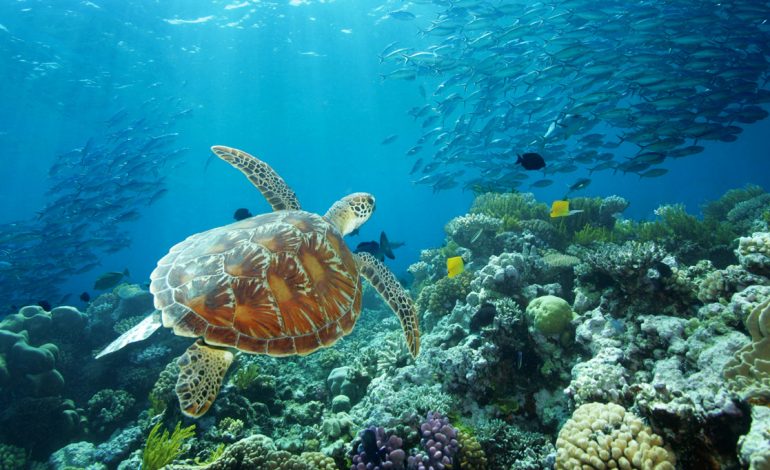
[526,295,574,336]
[555,402,676,470]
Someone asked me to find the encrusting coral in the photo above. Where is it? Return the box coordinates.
[723,296,770,404]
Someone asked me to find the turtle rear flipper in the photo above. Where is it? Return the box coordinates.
[211,145,301,211]
[175,340,234,417]
[355,252,420,357]
[95,312,162,359]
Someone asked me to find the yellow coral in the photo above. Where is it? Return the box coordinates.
[555,403,675,470]
[457,429,488,470]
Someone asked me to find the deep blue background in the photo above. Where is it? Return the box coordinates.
[1,0,769,301]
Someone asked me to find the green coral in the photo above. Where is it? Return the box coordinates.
[632,204,737,265]
[457,428,488,470]
[142,421,196,470]
[470,192,549,225]
[0,443,26,469]
[230,361,260,391]
[148,360,179,416]
[526,295,574,336]
[87,388,136,436]
[572,224,613,245]
[703,184,766,221]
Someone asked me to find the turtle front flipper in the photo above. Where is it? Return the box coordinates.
[175,340,234,418]
[211,145,301,211]
[355,252,420,357]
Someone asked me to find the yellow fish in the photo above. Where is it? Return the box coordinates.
[550,200,583,218]
[447,256,464,278]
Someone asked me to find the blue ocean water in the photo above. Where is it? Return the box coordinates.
[2,0,768,306]
[1,1,770,468]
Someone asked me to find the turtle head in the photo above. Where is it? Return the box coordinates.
[324,192,375,236]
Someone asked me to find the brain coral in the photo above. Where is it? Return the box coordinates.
[555,402,676,470]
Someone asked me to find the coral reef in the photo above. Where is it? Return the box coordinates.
[5,187,769,469]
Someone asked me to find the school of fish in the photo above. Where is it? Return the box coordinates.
[0,103,189,310]
[379,0,770,193]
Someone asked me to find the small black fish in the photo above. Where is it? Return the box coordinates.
[361,428,384,464]
[354,232,404,262]
[233,208,253,221]
[470,303,496,332]
[80,292,91,302]
[516,152,546,171]
[38,300,52,311]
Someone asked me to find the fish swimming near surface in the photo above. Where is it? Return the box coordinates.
[233,208,253,221]
[516,152,546,170]
[93,269,130,290]
[447,256,464,278]
[354,232,404,262]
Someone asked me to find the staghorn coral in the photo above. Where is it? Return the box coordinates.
[555,402,676,470]
[475,419,554,470]
[723,296,770,404]
[576,241,697,316]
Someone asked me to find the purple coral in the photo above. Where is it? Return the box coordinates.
[350,414,459,470]
[351,426,407,470]
[408,412,459,470]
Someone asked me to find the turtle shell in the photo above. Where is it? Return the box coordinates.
[149,210,362,356]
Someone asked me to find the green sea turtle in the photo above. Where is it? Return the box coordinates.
[97,145,420,417]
